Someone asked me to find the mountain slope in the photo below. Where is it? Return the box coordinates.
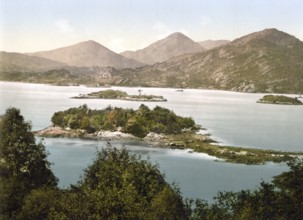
[120,32,205,64]
[0,52,65,72]
[117,28,303,93]
[31,40,144,69]
[198,40,230,50]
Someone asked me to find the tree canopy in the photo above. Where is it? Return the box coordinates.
[17,146,188,219]
[0,108,57,218]
[51,104,198,137]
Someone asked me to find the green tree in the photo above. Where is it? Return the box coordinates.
[150,186,188,220]
[123,116,148,138]
[0,108,57,218]
[64,147,187,219]
[272,159,303,219]
[17,187,65,220]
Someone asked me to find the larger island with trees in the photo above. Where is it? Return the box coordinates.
[36,104,303,165]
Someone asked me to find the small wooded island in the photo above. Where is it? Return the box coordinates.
[72,89,167,102]
[257,95,303,105]
[36,104,303,165]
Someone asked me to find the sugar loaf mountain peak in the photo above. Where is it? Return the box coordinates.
[120,32,205,64]
[30,40,144,69]
[74,40,108,48]
[163,32,194,41]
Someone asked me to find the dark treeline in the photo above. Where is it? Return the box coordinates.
[1,108,303,219]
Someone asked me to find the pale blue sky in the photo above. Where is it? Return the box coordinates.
[1,0,302,53]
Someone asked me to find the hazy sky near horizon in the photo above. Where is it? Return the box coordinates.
[0,0,302,53]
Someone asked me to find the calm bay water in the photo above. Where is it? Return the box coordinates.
[1,81,302,200]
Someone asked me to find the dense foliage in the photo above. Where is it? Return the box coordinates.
[0,108,57,219]
[89,89,128,99]
[258,95,302,105]
[51,104,198,137]
[17,146,188,219]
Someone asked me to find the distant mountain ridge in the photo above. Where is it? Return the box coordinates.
[0,52,65,72]
[116,28,303,93]
[120,32,205,64]
[1,28,303,94]
[30,40,145,69]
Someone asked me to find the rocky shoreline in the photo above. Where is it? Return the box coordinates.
[34,126,139,141]
[34,126,303,165]
[34,126,191,148]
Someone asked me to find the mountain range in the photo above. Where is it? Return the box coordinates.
[1,28,302,93]
[117,28,303,93]
[120,32,205,64]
